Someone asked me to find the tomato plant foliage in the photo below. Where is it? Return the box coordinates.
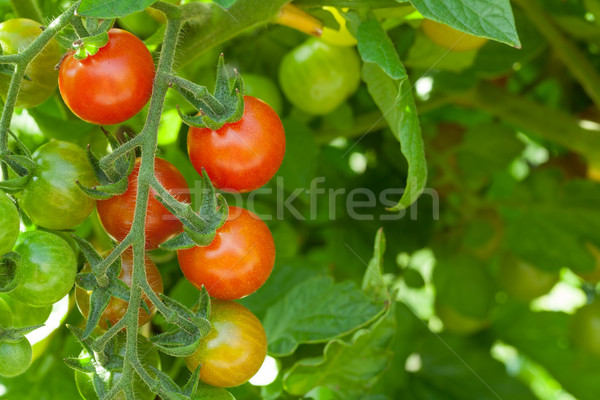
[1,0,600,400]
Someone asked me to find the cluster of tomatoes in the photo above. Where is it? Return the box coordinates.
[0,18,287,390]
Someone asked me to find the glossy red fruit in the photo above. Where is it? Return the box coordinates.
[187,96,285,193]
[178,206,275,300]
[58,28,155,125]
[97,158,190,250]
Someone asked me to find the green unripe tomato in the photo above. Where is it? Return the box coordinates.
[279,38,361,115]
[75,335,161,400]
[9,230,77,307]
[498,255,559,302]
[422,19,488,52]
[436,302,488,335]
[0,190,19,256]
[0,293,51,328]
[16,141,96,230]
[242,74,283,115]
[570,302,600,356]
[0,18,61,108]
[0,337,32,377]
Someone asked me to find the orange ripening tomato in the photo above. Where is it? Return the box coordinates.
[187,96,286,193]
[177,206,275,300]
[422,19,488,52]
[185,299,267,387]
[58,28,155,125]
[97,158,190,250]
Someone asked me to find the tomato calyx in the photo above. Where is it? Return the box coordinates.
[149,288,211,358]
[76,132,136,200]
[0,324,41,344]
[0,133,36,193]
[73,236,143,339]
[157,171,229,251]
[172,54,245,130]
[71,31,110,60]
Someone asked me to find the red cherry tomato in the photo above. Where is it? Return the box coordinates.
[58,28,155,125]
[187,96,285,193]
[76,248,164,329]
[185,299,267,388]
[177,206,275,300]
[97,158,190,250]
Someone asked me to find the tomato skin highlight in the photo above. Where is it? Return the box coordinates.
[0,190,19,256]
[16,141,96,230]
[0,337,32,377]
[58,28,155,125]
[187,96,285,193]
[0,18,61,108]
[178,206,275,300]
[97,158,191,250]
[185,299,267,388]
[9,230,77,307]
[76,248,164,329]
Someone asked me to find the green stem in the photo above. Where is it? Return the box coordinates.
[122,15,185,394]
[513,0,600,109]
[454,83,600,161]
[9,0,43,22]
[99,134,143,170]
[0,1,79,177]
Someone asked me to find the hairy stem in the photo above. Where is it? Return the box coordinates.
[0,1,79,177]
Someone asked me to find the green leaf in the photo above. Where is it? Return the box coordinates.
[433,253,495,319]
[192,383,236,400]
[502,173,600,272]
[414,332,538,399]
[213,0,237,8]
[456,122,524,178]
[283,303,396,397]
[362,228,389,302]
[410,0,521,47]
[357,18,427,211]
[263,277,384,356]
[493,306,600,400]
[77,0,156,18]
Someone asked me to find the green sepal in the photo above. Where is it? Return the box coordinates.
[157,171,228,251]
[0,154,36,193]
[174,54,245,130]
[76,174,129,200]
[84,137,135,201]
[0,324,44,341]
[0,64,30,81]
[149,366,201,400]
[150,293,211,357]
[63,357,96,374]
[0,252,20,293]
[6,129,32,158]
[72,235,104,267]
[72,31,109,60]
